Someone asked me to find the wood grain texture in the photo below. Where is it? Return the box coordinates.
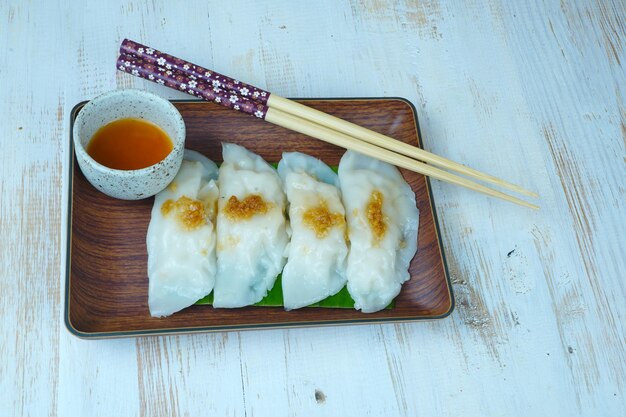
[67,99,451,335]
[1,0,624,416]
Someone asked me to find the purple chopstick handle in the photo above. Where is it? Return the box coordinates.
[117,54,269,119]
[120,39,270,104]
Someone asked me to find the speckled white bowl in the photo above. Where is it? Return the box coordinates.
[73,89,185,200]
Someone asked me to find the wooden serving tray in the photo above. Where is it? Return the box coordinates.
[65,98,453,338]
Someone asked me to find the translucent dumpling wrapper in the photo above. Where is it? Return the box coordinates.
[277,152,348,310]
[213,143,289,308]
[147,149,219,317]
[338,150,419,313]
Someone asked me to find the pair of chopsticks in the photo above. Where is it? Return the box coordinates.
[117,39,538,209]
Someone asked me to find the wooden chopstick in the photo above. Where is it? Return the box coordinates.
[117,40,538,208]
[265,107,539,209]
[267,95,538,198]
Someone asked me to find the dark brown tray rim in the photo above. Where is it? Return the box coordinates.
[64,97,454,338]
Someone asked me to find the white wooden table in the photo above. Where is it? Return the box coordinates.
[1,1,624,415]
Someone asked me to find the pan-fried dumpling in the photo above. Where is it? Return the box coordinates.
[147,149,219,317]
[338,150,419,313]
[277,152,348,310]
[213,143,289,307]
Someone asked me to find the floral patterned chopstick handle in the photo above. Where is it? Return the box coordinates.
[117,54,269,119]
[119,39,270,104]
[118,55,269,119]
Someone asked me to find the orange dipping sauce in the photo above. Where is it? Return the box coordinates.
[87,118,173,170]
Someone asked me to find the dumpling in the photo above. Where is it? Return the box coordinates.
[277,152,348,310]
[147,149,219,317]
[338,150,419,313]
[213,143,289,307]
